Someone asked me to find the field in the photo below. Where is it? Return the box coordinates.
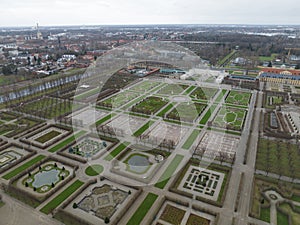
[131,96,168,115]
[98,91,139,108]
[190,87,218,100]
[126,193,158,225]
[186,214,210,225]
[157,83,188,95]
[166,102,207,122]
[15,97,82,119]
[160,204,185,225]
[104,142,130,161]
[212,106,247,131]
[129,80,160,92]
[155,154,184,189]
[34,130,62,144]
[182,129,201,150]
[199,104,217,125]
[85,164,104,176]
[0,117,42,137]
[225,90,251,106]
[279,203,300,225]
[48,130,87,153]
[256,138,300,179]
[40,180,84,214]
[2,155,46,180]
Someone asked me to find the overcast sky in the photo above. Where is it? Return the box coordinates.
[0,0,299,27]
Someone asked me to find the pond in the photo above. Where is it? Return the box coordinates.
[126,154,150,174]
[32,169,60,188]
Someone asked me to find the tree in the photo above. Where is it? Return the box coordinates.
[104,217,110,224]
[267,61,272,67]
[72,203,78,208]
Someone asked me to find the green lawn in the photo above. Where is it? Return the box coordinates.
[155,154,184,189]
[277,210,289,225]
[184,86,196,95]
[215,89,227,102]
[74,87,100,101]
[35,130,61,144]
[104,142,130,161]
[199,104,217,125]
[256,138,300,179]
[182,129,200,150]
[166,102,207,122]
[40,180,84,214]
[2,155,46,180]
[126,193,158,225]
[95,113,116,126]
[133,120,154,137]
[157,103,174,117]
[260,207,270,223]
[190,87,218,100]
[131,96,168,115]
[48,130,87,153]
[225,90,251,106]
[85,164,104,176]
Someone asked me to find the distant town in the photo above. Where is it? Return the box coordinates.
[0,24,300,225]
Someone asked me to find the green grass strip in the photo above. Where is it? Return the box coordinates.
[2,155,46,180]
[157,103,174,117]
[133,121,154,137]
[182,129,200,150]
[74,88,100,101]
[215,89,227,102]
[48,130,87,153]
[155,154,184,189]
[40,180,84,214]
[104,142,130,161]
[95,113,116,126]
[126,193,158,225]
[184,86,195,95]
[199,104,217,125]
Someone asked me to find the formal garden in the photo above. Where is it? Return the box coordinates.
[166,102,207,122]
[225,90,251,106]
[131,96,168,115]
[22,162,70,193]
[190,87,218,101]
[212,106,247,131]
[157,83,189,95]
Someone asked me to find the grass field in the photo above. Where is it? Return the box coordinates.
[104,142,130,161]
[35,130,61,143]
[155,154,184,189]
[74,87,101,101]
[186,214,210,225]
[199,104,217,125]
[131,96,168,115]
[133,120,154,137]
[215,89,227,102]
[213,106,247,131]
[2,155,46,180]
[126,193,158,225]
[279,202,300,225]
[158,84,188,95]
[48,130,87,153]
[256,138,300,179]
[182,129,200,150]
[85,164,104,176]
[95,113,116,126]
[157,103,174,117]
[190,87,218,100]
[260,207,270,223]
[259,53,278,61]
[277,209,289,225]
[40,180,84,214]
[99,91,139,108]
[225,90,251,106]
[166,102,207,122]
[129,80,160,92]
